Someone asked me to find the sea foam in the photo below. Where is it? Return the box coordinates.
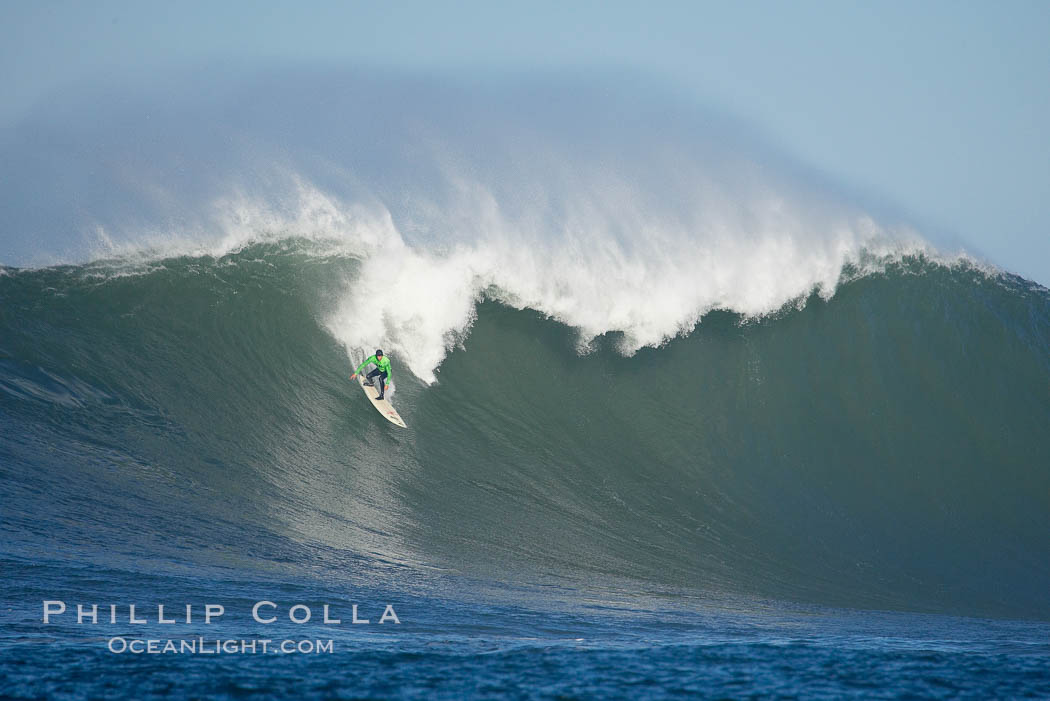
[2,68,939,382]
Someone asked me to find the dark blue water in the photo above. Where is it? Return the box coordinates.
[3,560,1048,699]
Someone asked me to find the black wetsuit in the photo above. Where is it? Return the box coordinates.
[366,367,388,399]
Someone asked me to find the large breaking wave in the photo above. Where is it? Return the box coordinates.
[2,67,1047,622]
[2,243,1048,621]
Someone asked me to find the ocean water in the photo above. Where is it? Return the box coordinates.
[2,70,1049,698]
[2,244,1049,699]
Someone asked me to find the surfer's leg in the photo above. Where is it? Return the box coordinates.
[365,368,381,386]
[376,370,388,400]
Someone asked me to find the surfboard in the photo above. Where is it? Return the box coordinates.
[356,372,408,428]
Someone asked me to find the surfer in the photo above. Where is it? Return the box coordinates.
[351,349,393,401]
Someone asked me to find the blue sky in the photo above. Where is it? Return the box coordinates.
[3,0,1049,283]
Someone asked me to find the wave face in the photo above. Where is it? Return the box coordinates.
[3,244,1049,620]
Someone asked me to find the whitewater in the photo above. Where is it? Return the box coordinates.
[2,68,940,382]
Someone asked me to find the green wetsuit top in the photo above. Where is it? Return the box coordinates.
[356,354,392,381]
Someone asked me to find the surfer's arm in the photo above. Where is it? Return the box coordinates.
[353,355,377,377]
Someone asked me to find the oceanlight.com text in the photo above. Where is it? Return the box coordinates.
[107,637,335,654]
